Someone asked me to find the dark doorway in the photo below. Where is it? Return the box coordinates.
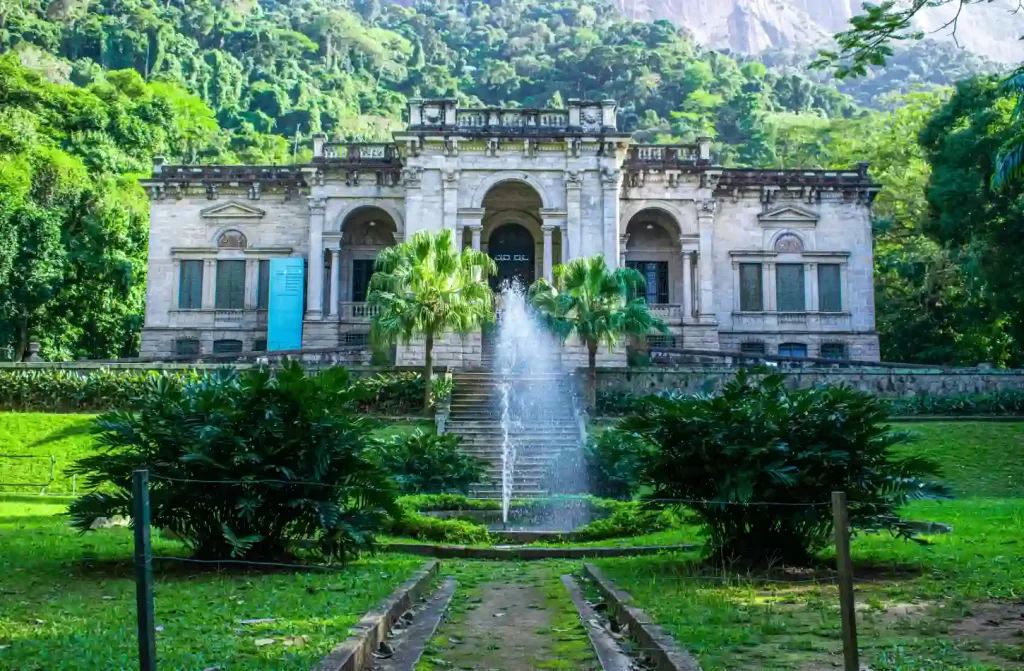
[488,223,535,289]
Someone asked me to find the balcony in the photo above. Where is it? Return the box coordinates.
[624,144,710,170]
[647,304,684,324]
[315,143,400,166]
[731,312,852,332]
[341,302,380,323]
[168,309,268,329]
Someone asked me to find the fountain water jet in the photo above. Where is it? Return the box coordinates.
[493,282,583,524]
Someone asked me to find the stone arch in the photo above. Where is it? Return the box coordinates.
[333,200,405,238]
[768,229,808,253]
[471,173,553,210]
[211,226,251,250]
[619,201,689,237]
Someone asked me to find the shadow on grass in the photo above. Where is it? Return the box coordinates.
[617,553,924,584]
[29,420,96,448]
[75,555,357,581]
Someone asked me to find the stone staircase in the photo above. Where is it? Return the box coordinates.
[447,369,581,499]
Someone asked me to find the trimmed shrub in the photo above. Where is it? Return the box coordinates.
[584,430,653,500]
[354,372,426,415]
[0,369,171,412]
[572,501,686,542]
[886,390,1024,416]
[397,494,500,512]
[68,362,397,561]
[370,429,487,494]
[622,370,950,564]
[387,511,491,545]
[596,389,642,417]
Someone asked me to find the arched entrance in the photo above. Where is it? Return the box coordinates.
[488,223,535,289]
[338,207,398,307]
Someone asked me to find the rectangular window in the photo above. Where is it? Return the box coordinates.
[821,343,846,360]
[215,260,246,310]
[174,339,200,356]
[178,260,203,309]
[212,339,243,354]
[776,264,806,312]
[779,342,808,358]
[257,260,271,310]
[739,263,763,312]
[352,259,376,302]
[740,342,766,355]
[627,261,669,304]
[252,339,267,352]
[818,264,842,312]
[343,332,370,347]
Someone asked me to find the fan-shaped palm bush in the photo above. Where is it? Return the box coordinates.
[68,362,397,561]
[621,370,951,564]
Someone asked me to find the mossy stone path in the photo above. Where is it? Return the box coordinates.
[416,562,601,671]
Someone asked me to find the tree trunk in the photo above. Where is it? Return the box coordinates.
[14,316,28,362]
[587,338,598,414]
[423,331,434,413]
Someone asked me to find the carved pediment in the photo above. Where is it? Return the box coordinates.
[758,205,819,226]
[200,201,266,220]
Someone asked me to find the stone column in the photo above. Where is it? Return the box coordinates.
[170,258,181,309]
[565,173,583,259]
[619,234,629,268]
[806,262,817,313]
[681,247,694,320]
[561,228,569,265]
[697,199,716,323]
[542,224,555,282]
[602,168,621,266]
[202,258,216,309]
[306,197,326,319]
[443,169,459,241]
[244,258,258,310]
[329,246,341,318]
[470,225,483,252]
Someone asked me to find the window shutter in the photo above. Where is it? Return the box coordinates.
[818,264,842,312]
[257,260,270,310]
[216,260,246,310]
[776,264,805,312]
[739,263,763,311]
[179,260,203,309]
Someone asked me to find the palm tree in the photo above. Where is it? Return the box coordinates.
[993,66,1024,189]
[528,255,667,412]
[368,229,497,411]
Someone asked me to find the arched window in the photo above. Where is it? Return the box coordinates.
[217,230,247,249]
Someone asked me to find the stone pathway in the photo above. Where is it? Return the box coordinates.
[415,563,602,671]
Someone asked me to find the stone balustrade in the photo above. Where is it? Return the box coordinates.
[341,302,380,322]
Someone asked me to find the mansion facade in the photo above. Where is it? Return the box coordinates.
[139,98,881,365]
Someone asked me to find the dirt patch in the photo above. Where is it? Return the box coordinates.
[952,602,1024,651]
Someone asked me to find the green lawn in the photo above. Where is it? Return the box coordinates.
[0,494,426,670]
[894,422,1024,497]
[0,413,96,494]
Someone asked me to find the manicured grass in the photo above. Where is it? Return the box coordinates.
[0,413,97,494]
[0,494,425,670]
[595,498,1024,670]
[893,421,1024,497]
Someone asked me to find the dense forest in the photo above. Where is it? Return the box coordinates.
[0,0,1022,366]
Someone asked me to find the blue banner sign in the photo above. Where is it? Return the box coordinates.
[267,258,305,351]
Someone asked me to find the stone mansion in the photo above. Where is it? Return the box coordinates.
[139,98,881,365]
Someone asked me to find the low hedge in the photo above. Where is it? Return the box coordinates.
[0,368,429,415]
[387,511,492,545]
[598,388,1024,418]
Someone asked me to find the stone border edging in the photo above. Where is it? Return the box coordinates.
[379,543,695,559]
[583,563,702,671]
[311,559,440,671]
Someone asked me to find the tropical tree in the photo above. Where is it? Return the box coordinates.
[993,67,1024,189]
[368,230,496,411]
[529,255,666,412]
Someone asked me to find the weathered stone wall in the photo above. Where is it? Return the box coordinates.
[396,331,482,368]
[597,366,1024,398]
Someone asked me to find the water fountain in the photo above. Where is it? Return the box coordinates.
[493,283,587,526]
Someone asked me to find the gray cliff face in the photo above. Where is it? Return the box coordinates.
[613,0,1023,63]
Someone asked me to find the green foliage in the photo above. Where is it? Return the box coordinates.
[369,230,496,410]
[887,391,1024,417]
[68,362,398,561]
[530,256,666,410]
[354,372,425,415]
[583,429,653,500]
[396,493,501,512]
[621,370,950,564]
[596,389,642,417]
[572,501,684,542]
[387,511,492,545]
[370,429,486,495]
[0,368,167,412]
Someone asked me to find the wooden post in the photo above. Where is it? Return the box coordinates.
[832,491,859,671]
[132,470,157,671]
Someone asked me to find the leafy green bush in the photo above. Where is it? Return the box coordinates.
[584,430,654,500]
[354,372,426,415]
[572,501,686,542]
[68,362,397,561]
[596,390,642,417]
[886,390,1024,416]
[387,511,492,545]
[621,370,950,564]
[0,369,173,412]
[431,375,454,404]
[397,494,500,512]
[370,429,487,494]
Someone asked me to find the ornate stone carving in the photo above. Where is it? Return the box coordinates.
[699,199,717,215]
[601,167,621,186]
[401,166,423,188]
[700,171,722,191]
[774,234,804,254]
[444,139,459,157]
[486,138,499,157]
[217,230,247,249]
[444,168,459,185]
[580,108,601,132]
[568,138,582,158]
[205,183,218,200]
[307,197,327,215]
[247,182,261,200]
[345,170,359,187]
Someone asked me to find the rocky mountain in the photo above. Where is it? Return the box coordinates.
[610,0,1024,63]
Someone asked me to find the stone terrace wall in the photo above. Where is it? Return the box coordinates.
[598,366,1024,398]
